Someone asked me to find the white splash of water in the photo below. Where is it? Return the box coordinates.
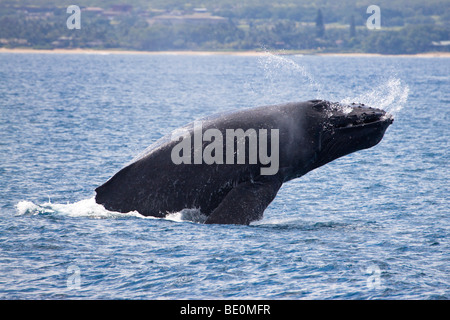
[16,197,143,219]
[15,197,206,223]
[258,49,409,118]
[165,208,208,224]
[325,102,353,118]
[341,77,409,118]
[257,50,324,100]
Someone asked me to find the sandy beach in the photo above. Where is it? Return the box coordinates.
[316,52,450,58]
[0,47,449,57]
[0,48,270,56]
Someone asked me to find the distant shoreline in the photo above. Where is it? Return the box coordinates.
[316,52,450,58]
[1,48,449,57]
[0,48,269,56]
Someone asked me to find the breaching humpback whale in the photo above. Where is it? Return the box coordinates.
[95,100,393,225]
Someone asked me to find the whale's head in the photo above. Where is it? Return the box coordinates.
[305,100,393,170]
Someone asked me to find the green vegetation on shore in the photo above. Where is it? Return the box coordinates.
[0,0,448,54]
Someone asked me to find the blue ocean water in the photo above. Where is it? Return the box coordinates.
[0,52,448,299]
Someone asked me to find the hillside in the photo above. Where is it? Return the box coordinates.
[0,0,448,54]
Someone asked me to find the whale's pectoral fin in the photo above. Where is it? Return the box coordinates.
[205,176,283,225]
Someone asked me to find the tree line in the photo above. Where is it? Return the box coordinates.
[0,6,448,54]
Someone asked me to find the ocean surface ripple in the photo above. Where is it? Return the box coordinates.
[0,53,448,299]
